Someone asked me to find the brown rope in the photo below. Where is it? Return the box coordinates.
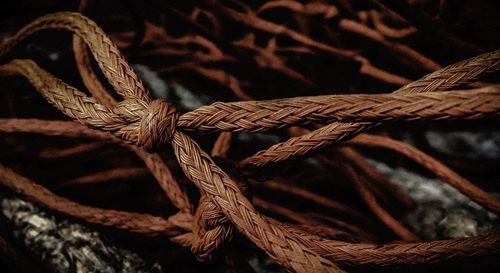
[1,12,499,273]
[240,50,500,168]
[70,2,194,214]
[333,146,415,209]
[2,119,499,270]
[250,179,367,222]
[347,134,500,213]
[0,60,193,212]
[0,12,149,102]
[60,167,149,187]
[191,195,234,262]
[0,163,189,236]
[0,14,343,271]
[39,142,106,159]
[333,148,420,241]
[211,0,412,85]
[0,118,192,213]
[179,86,499,132]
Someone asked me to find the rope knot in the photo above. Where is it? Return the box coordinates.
[191,195,234,262]
[137,99,178,152]
[191,159,251,262]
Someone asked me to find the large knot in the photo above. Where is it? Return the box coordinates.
[137,99,178,151]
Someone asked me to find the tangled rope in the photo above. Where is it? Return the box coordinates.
[0,12,499,273]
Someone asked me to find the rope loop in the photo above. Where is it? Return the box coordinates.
[191,195,234,262]
[191,157,251,262]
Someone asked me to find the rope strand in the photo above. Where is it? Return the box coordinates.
[0,11,499,273]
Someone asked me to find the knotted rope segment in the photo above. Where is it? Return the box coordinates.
[0,12,499,273]
[191,195,234,262]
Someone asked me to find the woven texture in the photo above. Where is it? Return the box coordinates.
[240,50,500,168]
[0,11,499,273]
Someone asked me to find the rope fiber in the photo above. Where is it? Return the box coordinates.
[0,11,499,273]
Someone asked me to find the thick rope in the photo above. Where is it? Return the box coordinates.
[179,86,499,132]
[0,13,343,272]
[2,118,499,269]
[1,12,499,273]
[0,12,149,103]
[2,59,497,143]
[240,50,500,168]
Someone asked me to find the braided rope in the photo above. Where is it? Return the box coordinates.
[2,118,499,269]
[72,35,118,107]
[395,51,500,94]
[71,25,193,213]
[1,12,499,273]
[3,55,499,270]
[68,5,194,213]
[286,230,500,266]
[0,12,149,103]
[0,60,192,213]
[0,14,344,272]
[0,117,193,213]
[179,87,499,132]
[2,59,497,141]
[240,50,500,167]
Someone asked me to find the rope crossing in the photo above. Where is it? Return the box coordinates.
[0,12,499,273]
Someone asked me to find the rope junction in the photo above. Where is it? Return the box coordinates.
[0,12,499,273]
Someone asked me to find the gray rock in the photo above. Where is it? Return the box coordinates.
[134,64,169,100]
[134,64,212,111]
[438,207,498,239]
[370,160,499,240]
[425,130,500,160]
[1,197,163,273]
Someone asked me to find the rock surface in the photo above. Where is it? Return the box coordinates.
[372,161,499,239]
[1,197,163,273]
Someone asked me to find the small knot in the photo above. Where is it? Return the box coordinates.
[191,159,252,262]
[137,99,178,151]
[191,195,234,262]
